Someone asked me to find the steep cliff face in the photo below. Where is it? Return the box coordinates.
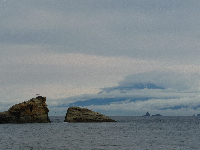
[0,96,51,124]
[64,107,116,122]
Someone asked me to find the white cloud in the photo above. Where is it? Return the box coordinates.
[119,71,200,91]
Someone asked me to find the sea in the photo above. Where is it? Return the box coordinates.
[0,116,200,150]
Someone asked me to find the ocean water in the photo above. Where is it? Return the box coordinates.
[0,116,200,150]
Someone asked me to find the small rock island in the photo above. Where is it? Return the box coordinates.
[143,112,150,117]
[0,96,51,124]
[64,107,116,122]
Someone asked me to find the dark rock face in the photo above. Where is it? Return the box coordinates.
[143,112,150,117]
[64,107,116,122]
[0,96,51,124]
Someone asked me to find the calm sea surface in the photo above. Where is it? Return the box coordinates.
[0,116,200,150]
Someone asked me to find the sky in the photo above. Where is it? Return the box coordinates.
[1,0,200,116]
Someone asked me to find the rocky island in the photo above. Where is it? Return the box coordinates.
[0,96,51,124]
[64,107,116,122]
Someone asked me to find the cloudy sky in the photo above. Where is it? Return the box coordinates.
[1,0,200,116]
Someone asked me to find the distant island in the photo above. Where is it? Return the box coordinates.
[143,112,150,116]
[143,112,162,117]
[152,114,162,116]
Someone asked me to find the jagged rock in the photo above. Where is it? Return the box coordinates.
[64,107,116,122]
[0,96,51,124]
[143,112,150,117]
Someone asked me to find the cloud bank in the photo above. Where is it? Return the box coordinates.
[50,71,200,116]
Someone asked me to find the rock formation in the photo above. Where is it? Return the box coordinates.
[0,96,51,124]
[64,107,116,122]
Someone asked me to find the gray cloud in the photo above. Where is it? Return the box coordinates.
[1,1,200,62]
[1,1,200,116]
